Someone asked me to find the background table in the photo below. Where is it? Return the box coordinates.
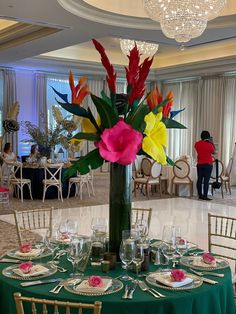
[16,167,75,199]
[0,253,235,314]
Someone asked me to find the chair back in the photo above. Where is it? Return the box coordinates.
[208,213,236,272]
[134,155,143,175]
[14,207,53,245]
[141,158,152,176]
[173,160,190,179]
[14,292,102,314]
[3,160,22,181]
[44,163,63,183]
[211,160,224,179]
[131,208,152,230]
[225,157,233,177]
[150,162,162,179]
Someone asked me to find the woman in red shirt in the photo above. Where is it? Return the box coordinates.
[194,131,215,200]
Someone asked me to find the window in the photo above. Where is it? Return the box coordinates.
[0,70,3,137]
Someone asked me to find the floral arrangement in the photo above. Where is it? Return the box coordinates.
[88,275,103,287]
[202,252,215,264]
[170,269,186,282]
[19,262,33,274]
[53,39,186,177]
[19,244,32,253]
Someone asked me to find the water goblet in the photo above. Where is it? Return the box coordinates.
[91,217,108,234]
[119,239,136,281]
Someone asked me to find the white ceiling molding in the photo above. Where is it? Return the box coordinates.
[57,0,161,30]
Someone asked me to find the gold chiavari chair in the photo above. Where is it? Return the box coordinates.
[14,292,102,314]
[14,207,53,246]
[131,207,152,231]
[208,213,236,298]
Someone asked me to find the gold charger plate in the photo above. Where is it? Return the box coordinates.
[7,247,52,261]
[180,256,229,270]
[146,271,203,291]
[64,276,123,296]
[2,263,57,280]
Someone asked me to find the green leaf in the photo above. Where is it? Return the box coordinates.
[162,117,187,129]
[126,103,149,132]
[101,90,112,106]
[166,156,175,166]
[91,94,118,128]
[73,132,100,141]
[152,99,168,114]
[63,149,104,179]
[56,100,90,119]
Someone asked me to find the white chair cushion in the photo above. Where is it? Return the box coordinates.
[173,179,192,184]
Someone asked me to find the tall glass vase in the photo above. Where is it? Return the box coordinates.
[109,163,132,256]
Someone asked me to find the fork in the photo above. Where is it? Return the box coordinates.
[138,281,160,298]
[50,282,64,294]
[189,268,224,278]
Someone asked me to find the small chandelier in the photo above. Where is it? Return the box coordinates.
[144,0,227,43]
[120,39,159,57]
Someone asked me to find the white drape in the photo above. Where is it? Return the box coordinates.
[3,69,18,153]
[35,72,47,131]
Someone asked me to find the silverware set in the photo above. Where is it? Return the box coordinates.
[138,281,166,298]
[122,281,137,299]
[50,281,65,294]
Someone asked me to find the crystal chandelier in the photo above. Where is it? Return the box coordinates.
[144,0,227,43]
[120,39,159,57]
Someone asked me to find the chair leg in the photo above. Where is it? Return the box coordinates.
[228,181,232,195]
[28,183,33,200]
[59,185,63,202]
[134,182,137,197]
[42,185,46,202]
[159,181,162,198]
[86,182,91,197]
[67,182,72,199]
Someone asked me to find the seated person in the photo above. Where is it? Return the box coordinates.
[2,142,16,161]
[29,144,39,162]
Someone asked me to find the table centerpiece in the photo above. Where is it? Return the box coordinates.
[53,39,186,255]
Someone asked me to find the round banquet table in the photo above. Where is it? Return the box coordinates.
[16,166,75,199]
[0,252,235,314]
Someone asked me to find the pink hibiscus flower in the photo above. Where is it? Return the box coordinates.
[96,119,142,165]
[88,276,103,287]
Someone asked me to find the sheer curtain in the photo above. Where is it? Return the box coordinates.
[3,69,18,153]
[162,80,199,161]
[35,73,47,131]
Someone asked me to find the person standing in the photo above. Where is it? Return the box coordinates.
[194,131,215,200]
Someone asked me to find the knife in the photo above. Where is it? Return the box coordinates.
[20,278,63,287]
[0,258,21,263]
[200,277,218,285]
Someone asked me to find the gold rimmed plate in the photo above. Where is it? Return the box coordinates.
[7,247,52,261]
[180,256,229,270]
[2,263,57,280]
[64,276,123,296]
[146,271,203,291]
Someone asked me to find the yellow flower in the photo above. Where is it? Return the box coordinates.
[82,115,101,133]
[142,112,167,164]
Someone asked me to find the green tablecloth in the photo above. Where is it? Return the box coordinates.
[0,254,235,314]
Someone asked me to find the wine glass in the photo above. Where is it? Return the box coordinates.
[91,217,108,234]
[161,225,176,265]
[119,239,136,281]
[67,235,88,278]
[133,243,144,275]
[135,219,149,242]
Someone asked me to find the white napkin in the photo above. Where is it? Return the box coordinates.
[192,256,217,268]
[15,249,42,257]
[152,272,193,288]
[75,279,112,293]
[13,264,50,278]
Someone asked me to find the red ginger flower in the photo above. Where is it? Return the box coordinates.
[92,39,116,94]
[69,70,90,105]
[125,45,140,85]
[128,56,153,106]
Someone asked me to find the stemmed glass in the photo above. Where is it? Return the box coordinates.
[119,238,136,281]
[161,225,177,266]
[67,235,88,278]
[91,217,108,234]
[135,219,149,242]
[133,243,144,275]
[175,227,188,258]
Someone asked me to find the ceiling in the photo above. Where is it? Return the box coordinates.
[0,0,236,77]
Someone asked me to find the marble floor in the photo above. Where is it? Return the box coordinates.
[1,197,236,252]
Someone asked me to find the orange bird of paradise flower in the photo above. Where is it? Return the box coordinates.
[147,85,173,118]
[69,70,91,105]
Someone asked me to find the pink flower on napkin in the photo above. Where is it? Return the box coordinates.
[20,244,32,253]
[88,276,103,287]
[96,119,142,165]
[19,262,33,274]
[171,269,186,282]
[202,252,215,264]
